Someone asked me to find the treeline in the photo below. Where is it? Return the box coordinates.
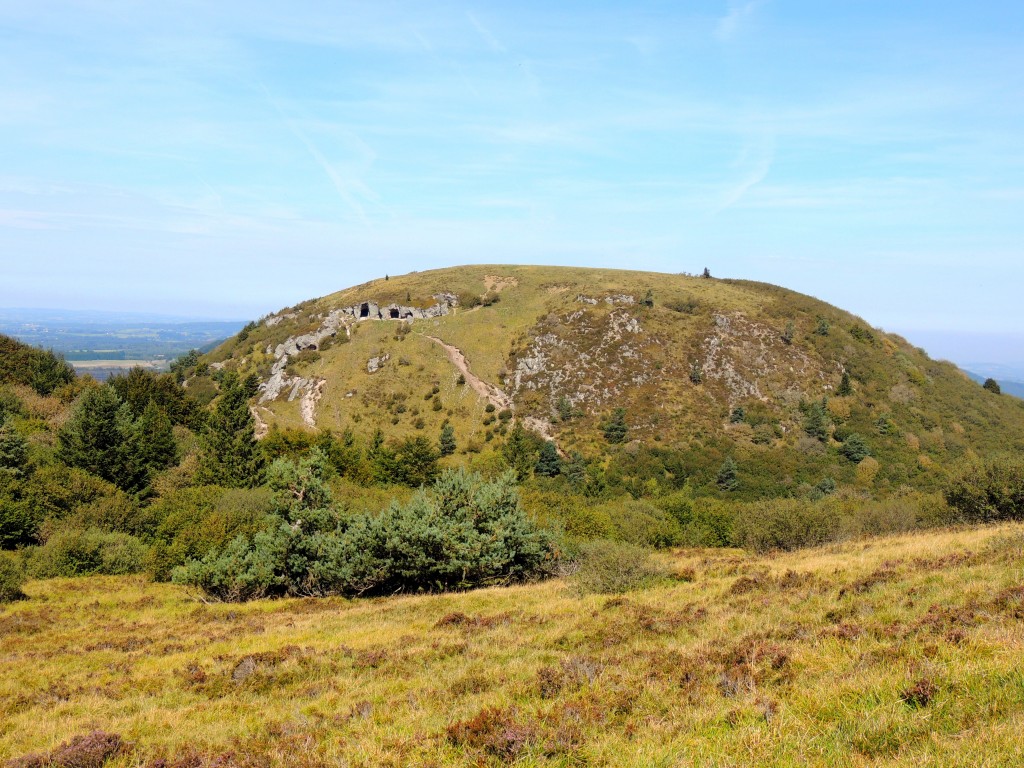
[3,333,1024,603]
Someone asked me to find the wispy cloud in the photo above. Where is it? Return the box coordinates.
[467,10,507,54]
[716,0,763,42]
[715,133,775,213]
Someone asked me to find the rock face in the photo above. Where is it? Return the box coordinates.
[367,354,390,374]
[255,295,458,430]
[510,307,653,413]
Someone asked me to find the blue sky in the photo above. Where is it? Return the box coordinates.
[2,1,1023,363]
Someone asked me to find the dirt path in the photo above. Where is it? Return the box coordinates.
[423,335,512,411]
[423,335,562,452]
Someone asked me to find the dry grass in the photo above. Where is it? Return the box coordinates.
[4,523,1024,766]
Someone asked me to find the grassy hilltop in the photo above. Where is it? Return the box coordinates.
[198,265,1024,497]
[3,523,1024,766]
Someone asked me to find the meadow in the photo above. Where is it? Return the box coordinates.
[4,522,1024,767]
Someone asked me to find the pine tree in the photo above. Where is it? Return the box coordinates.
[729,406,745,424]
[58,386,148,493]
[839,433,870,462]
[716,457,739,491]
[837,371,853,396]
[781,320,795,345]
[0,418,28,474]
[195,373,264,488]
[803,398,830,442]
[641,289,654,308]
[438,421,456,457]
[502,422,537,481]
[135,401,178,471]
[534,441,562,477]
[689,361,703,384]
[603,408,629,444]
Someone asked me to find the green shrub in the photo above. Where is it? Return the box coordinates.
[147,486,274,581]
[944,456,1024,523]
[27,528,148,578]
[569,540,663,595]
[0,553,26,602]
[174,468,556,601]
[732,498,839,553]
[601,498,682,548]
[682,499,734,547]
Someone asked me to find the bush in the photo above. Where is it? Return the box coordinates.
[682,499,734,547]
[569,540,663,595]
[0,553,26,602]
[732,498,839,553]
[26,528,148,578]
[147,486,275,581]
[600,498,682,548]
[945,456,1024,523]
[174,468,557,601]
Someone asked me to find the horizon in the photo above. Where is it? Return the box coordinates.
[3,2,1024,343]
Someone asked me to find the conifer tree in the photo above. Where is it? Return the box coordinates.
[716,457,739,491]
[135,401,178,471]
[502,422,537,481]
[58,386,148,493]
[438,421,456,457]
[781,320,795,345]
[603,408,629,444]
[837,371,853,396]
[534,441,561,477]
[195,373,264,488]
[0,418,28,474]
[803,398,830,442]
[983,378,1002,394]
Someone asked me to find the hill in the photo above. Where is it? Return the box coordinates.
[3,522,1024,766]
[193,265,1024,498]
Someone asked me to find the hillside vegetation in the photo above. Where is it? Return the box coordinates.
[3,523,1024,766]
[196,265,1024,499]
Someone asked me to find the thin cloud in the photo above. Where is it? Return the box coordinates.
[467,10,507,53]
[716,0,763,43]
[260,85,373,227]
[715,133,776,213]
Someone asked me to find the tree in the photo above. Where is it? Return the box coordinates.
[374,436,439,487]
[729,406,745,424]
[195,373,264,488]
[701,267,712,278]
[0,418,28,474]
[802,398,830,442]
[603,408,629,444]
[641,289,654,308]
[58,386,148,493]
[814,317,830,336]
[716,457,739,491]
[502,422,537,481]
[781,321,795,345]
[983,378,1002,394]
[135,401,178,472]
[689,361,703,384]
[839,433,870,462]
[837,371,853,396]
[438,421,456,457]
[535,441,562,477]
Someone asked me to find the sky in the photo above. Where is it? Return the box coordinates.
[1,1,1023,365]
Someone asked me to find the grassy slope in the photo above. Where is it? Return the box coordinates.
[4,524,1024,766]
[205,264,1024,494]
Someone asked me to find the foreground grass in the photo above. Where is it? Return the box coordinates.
[3,525,1024,767]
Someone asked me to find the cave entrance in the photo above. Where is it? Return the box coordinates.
[389,308,400,319]
[359,303,370,319]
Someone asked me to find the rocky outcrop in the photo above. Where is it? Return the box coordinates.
[367,353,390,374]
[255,295,458,426]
